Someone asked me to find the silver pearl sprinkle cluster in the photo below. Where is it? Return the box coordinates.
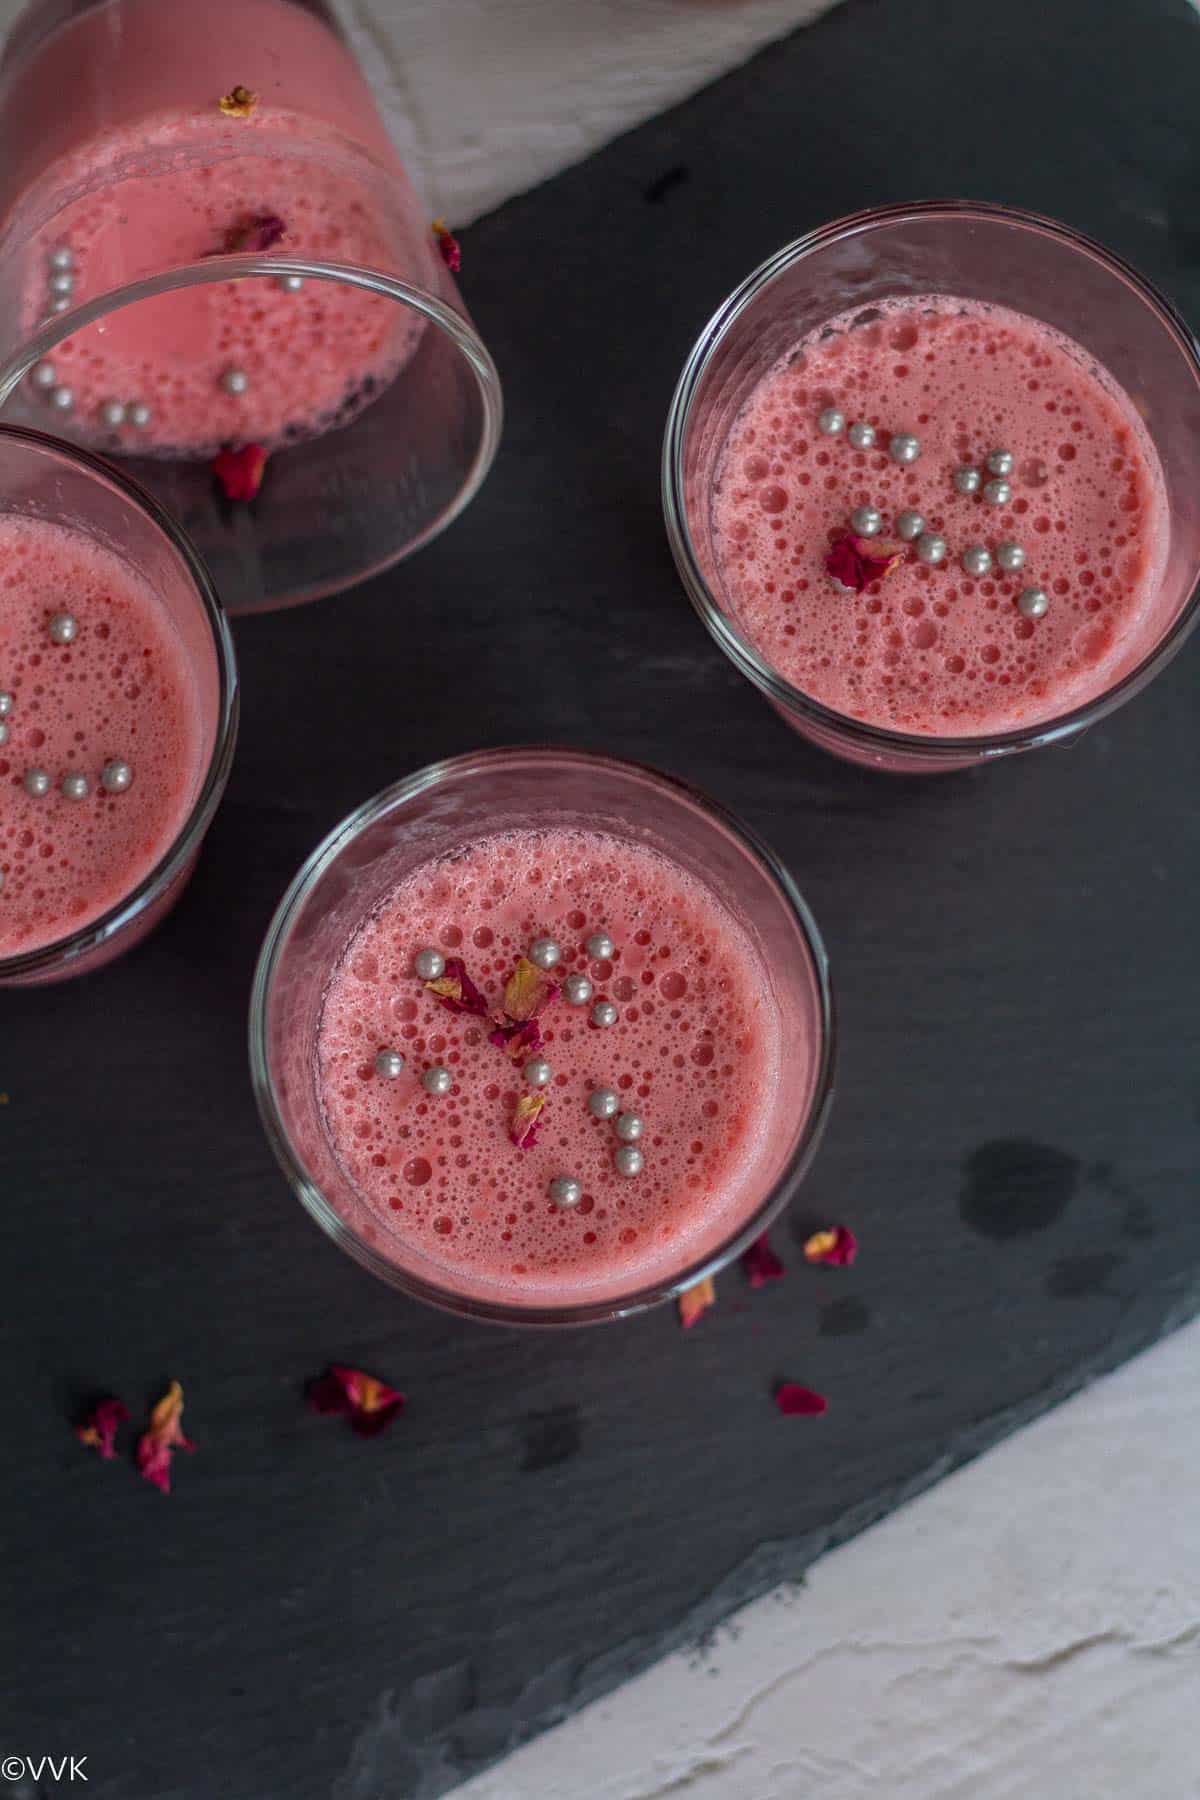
[5,682,135,802]
[43,245,75,319]
[564,1085,649,1198]
[953,450,1013,508]
[30,358,152,428]
[819,406,922,466]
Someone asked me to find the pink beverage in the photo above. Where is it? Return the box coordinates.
[711,295,1170,737]
[0,0,430,452]
[0,514,206,958]
[317,830,793,1306]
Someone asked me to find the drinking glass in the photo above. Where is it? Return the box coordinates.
[664,201,1200,772]
[250,747,835,1324]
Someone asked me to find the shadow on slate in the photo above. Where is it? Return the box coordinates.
[3,0,1200,1795]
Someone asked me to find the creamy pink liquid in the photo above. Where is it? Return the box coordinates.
[0,515,204,956]
[1,0,429,453]
[712,297,1170,735]
[317,830,792,1301]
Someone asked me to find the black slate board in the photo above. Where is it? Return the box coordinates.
[4,0,1200,1794]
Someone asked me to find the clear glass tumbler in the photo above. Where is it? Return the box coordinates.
[664,201,1200,773]
[249,748,835,1325]
[0,424,237,986]
[0,0,501,613]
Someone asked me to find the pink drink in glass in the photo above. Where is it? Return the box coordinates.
[0,0,428,454]
[318,829,789,1305]
[711,296,1169,737]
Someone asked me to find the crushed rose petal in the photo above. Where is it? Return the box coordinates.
[775,1383,828,1417]
[136,1381,195,1494]
[488,1017,543,1062]
[741,1233,785,1287]
[678,1276,716,1328]
[222,212,286,253]
[307,1364,405,1437]
[510,1090,547,1149]
[219,84,260,117]
[502,956,560,1024]
[825,532,906,595]
[76,1397,128,1460]
[432,218,462,273]
[212,443,268,501]
[424,956,488,1017]
[803,1225,858,1267]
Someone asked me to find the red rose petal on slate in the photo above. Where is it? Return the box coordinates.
[741,1233,785,1288]
[76,1397,129,1460]
[432,218,462,272]
[307,1364,405,1437]
[678,1277,716,1328]
[212,443,268,501]
[775,1383,828,1417]
[136,1381,195,1493]
[803,1225,859,1267]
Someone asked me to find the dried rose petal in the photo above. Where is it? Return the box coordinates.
[510,1090,547,1149]
[678,1276,716,1329]
[803,1225,858,1267]
[219,84,260,118]
[424,956,488,1017]
[223,213,286,253]
[432,218,462,273]
[741,1233,785,1288]
[76,1397,128,1460]
[775,1382,828,1417]
[136,1381,195,1494]
[825,532,906,595]
[502,957,560,1024]
[307,1364,405,1438]
[212,444,268,501]
[488,1017,543,1062]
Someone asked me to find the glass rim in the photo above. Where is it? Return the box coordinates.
[0,421,239,978]
[0,254,505,606]
[248,744,837,1327]
[663,197,1200,761]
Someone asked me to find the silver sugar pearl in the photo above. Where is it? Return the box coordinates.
[48,611,77,644]
[31,360,56,390]
[49,384,73,409]
[0,721,7,747]
[585,930,614,961]
[23,767,50,798]
[413,947,445,981]
[889,431,921,465]
[847,421,876,449]
[591,1000,618,1029]
[895,508,925,541]
[101,758,133,794]
[528,936,562,970]
[128,402,153,429]
[982,477,1011,508]
[523,1057,552,1088]
[61,771,89,801]
[849,504,882,538]
[614,1144,645,1178]
[0,692,12,716]
[374,1049,405,1079]
[277,274,305,293]
[817,407,845,435]
[953,465,981,495]
[549,1175,583,1208]
[564,972,593,1007]
[961,544,993,577]
[588,1086,619,1120]
[48,246,75,272]
[422,1064,453,1096]
[996,541,1027,573]
[220,366,249,396]
[614,1112,643,1143]
[916,532,947,565]
[986,449,1014,477]
[99,400,126,429]
[48,269,75,296]
[1018,586,1050,619]
[49,297,71,315]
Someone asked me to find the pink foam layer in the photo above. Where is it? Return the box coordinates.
[0,516,204,956]
[317,830,792,1300]
[712,296,1170,735]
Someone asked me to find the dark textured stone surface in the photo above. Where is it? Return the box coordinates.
[3,0,1200,1794]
